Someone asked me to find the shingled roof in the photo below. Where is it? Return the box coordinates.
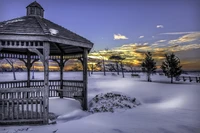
[0,16,93,45]
[0,1,93,55]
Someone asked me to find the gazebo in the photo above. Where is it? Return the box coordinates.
[0,1,93,124]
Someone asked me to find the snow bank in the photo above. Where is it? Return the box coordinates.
[89,92,140,113]
[0,72,200,133]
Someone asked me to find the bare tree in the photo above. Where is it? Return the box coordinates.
[5,58,17,80]
[126,62,134,74]
[98,49,108,76]
[109,55,125,78]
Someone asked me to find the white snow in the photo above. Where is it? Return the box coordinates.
[5,19,25,25]
[49,28,59,35]
[0,72,200,133]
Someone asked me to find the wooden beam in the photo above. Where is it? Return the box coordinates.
[0,34,93,49]
[78,58,83,66]
[63,59,69,65]
[82,48,88,110]
[51,59,60,65]
[19,59,27,66]
[43,42,50,124]
[30,59,39,66]
[28,48,44,63]
[53,43,65,53]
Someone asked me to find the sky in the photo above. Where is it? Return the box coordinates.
[0,0,200,70]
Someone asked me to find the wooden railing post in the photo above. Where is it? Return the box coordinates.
[83,48,88,110]
[60,54,64,98]
[27,50,31,87]
[43,42,50,124]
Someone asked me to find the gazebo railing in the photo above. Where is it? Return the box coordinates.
[0,87,44,124]
[62,80,83,98]
[0,80,84,124]
[0,80,84,98]
[0,81,28,88]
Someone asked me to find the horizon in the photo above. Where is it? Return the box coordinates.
[0,0,200,70]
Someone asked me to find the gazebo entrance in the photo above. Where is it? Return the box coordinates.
[0,1,93,124]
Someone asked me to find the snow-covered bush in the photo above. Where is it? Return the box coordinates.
[89,92,141,113]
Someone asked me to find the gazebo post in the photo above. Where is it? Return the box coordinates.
[83,48,88,110]
[43,42,50,124]
[27,50,31,87]
[60,54,64,98]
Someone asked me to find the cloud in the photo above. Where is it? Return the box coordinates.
[170,44,200,52]
[156,25,164,28]
[157,40,167,43]
[114,34,128,40]
[168,32,200,44]
[139,36,144,39]
[160,31,199,35]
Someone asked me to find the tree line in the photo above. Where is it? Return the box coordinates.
[141,52,182,83]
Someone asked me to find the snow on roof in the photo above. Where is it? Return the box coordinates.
[5,19,25,25]
[49,28,59,35]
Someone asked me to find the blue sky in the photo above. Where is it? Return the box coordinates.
[0,0,200,70]
[0,0,199,50]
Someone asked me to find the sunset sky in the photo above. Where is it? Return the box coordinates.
[0,0,200,70]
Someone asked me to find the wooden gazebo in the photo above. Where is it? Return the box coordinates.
[0,1,93,124]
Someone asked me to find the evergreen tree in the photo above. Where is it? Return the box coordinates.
[141,52,157,82]
[161,53,182,83]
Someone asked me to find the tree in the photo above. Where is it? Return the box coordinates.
[161,53,182,83]
[0,58,4,73]
[109,55,125,78]
[5,58,17,80]
[141,52,156,82]
[126,62,134,74]
[98,48,108,76]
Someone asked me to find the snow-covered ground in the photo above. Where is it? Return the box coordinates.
[0,72,200,133]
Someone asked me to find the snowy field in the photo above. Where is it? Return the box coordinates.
[0,72,200,133]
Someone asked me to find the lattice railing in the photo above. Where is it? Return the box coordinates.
[0,80,84,98]
[0,81,28,88]
[62,80,84,98]
[0,88,44,124]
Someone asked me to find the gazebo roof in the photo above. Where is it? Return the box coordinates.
[0,1,93,55]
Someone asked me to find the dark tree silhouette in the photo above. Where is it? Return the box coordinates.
[5,58,17,80]
[161,53,182,83]
[98,48,108,76]
[109,55,125,78]
[141,52,156,82]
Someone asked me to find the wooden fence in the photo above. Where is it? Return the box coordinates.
[178,76,200,83]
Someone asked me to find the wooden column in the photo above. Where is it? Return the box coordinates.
[60,54,64,98]
[27,50,31,87]
[43,42,50,124]
[103,58,106,76]
[83,48,88,110]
